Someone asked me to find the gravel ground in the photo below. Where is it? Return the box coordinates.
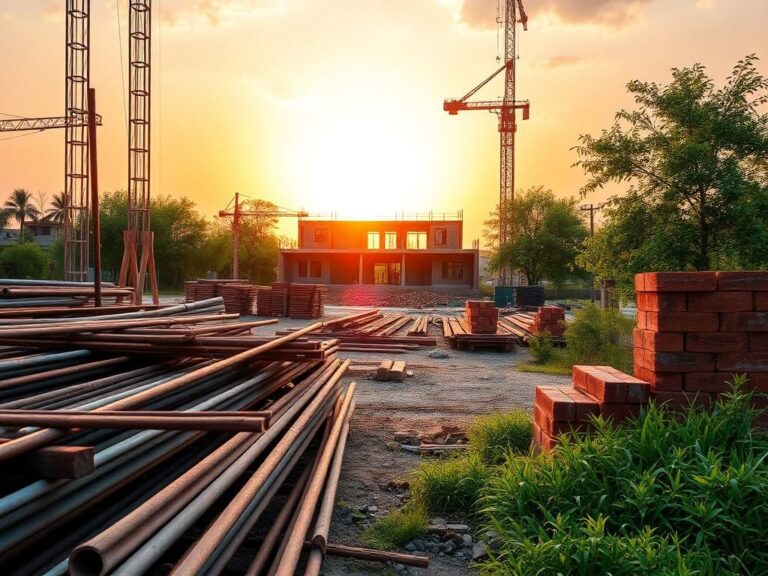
[250,307,571,576]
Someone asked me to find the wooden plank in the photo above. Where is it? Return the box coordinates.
[376,360,394,381]
[389,361,406,382]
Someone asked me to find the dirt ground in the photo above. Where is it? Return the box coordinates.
[251,307,572,576]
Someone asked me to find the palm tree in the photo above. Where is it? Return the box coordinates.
[3,188,40,240]
[45,192,67,223]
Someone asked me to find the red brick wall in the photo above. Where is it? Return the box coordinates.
[634,271,768,407]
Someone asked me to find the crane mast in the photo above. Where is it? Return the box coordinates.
[444,0,529,287]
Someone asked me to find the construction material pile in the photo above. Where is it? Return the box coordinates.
[255,282,327,319]
[464,300,498,334]
[219,283,258,315]
[184,278,248,303]
[534,365,650,451]
[0,295,370,575]
[324,286,467,308]
[0,279,134,309]
[442,301,516,351]
[528,305,566,337]
[278,309,437,353]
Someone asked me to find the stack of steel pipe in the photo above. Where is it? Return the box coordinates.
[0,294,368,574]
[0,280,134,308]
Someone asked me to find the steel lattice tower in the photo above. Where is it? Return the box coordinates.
[64,0,91,281]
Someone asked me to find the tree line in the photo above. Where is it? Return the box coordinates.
[0,191,283,289]
[486,55,768,292]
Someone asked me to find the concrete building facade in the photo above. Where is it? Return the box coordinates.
[279,214,479,289]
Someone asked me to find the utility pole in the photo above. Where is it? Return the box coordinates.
[233,193,241,279]
[580,203,605,302]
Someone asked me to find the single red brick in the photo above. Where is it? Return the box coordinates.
[686,333,748,353]
[600,403,642,421]
[538,428,558,452]
[755,293,768,311]
[573,366,628,403]
[654,390,712,410]
[716,353,768,372]
[535,405,592,435]
[535,386,576,421]
[716,271,768,291]
[646,312,719,333]
[641,330,684,352]
[644,272,717,292]
[634,366,684,391]
[745,373,768,392]
[636,292,687,312]
[633,347,650,369]
[687,291,754,312]
[635,273,646,292]
[561,387,600,421]
[750,334,768,352]
[720,312,768,332]
[636,311,648,330]
[649,352,715,373]
[684,372,735,393]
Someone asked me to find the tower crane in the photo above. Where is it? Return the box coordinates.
[218,193,308,279]
[444,0,530,287]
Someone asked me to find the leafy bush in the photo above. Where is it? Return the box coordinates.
[0,243,50,279]
[528,331,554,363]
[411,453,490,516]
[480,386,768,575]
[564,302,634,371]
[468,411,533,465]
[362,505,428,550]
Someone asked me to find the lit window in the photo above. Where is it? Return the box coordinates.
[367,231,380,249]
[385,231,397,249]
[434,228,447,246]
[406,232,427,249]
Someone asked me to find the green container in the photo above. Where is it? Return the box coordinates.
[494,286,515,307]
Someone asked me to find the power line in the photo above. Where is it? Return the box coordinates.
[0,129,44,142]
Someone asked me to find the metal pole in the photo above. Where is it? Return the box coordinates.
[233,192,240,279]
[87,88,102,306]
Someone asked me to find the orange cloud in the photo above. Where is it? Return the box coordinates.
[453,0,653,30]
[533,55,589,69]
[160,0,287,29]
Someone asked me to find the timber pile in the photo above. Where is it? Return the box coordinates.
[256,285,272,315]
[219,283,258,315]
[0,294,425,575]
[270,281,291,317]
[442,314,517,351]
[375,360,407,381]
[406,315,429,336]
[288,283,327,319]
[184,278,248,303]
[278,308,437,353]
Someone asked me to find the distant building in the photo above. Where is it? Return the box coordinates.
[0,220,62,249]
[279,212,479,289]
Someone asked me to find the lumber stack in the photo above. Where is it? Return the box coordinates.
[269,282,290,317]
[256,285,272,315]
[406,315,429,336]
[533,365,650,451]
[464,300,498,334]
[375,360,406,381]
[219,283,258,315]
[528,305,566,337]
[0,280,133,308]
[288,284,327,319]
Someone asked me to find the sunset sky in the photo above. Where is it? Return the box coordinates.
[1,0,766,245]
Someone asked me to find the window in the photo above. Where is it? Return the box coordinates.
[367,231,380,249]
[385,231,397,249]
[406,231,427,249]
[442,262,464,280]
[298,260,322,278]
[434,228,447,246]
[41,227,51,236]
[314,228,328,243]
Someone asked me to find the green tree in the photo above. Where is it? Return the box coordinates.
[576,55,768,278]
[236,199,281,284]
[484,186,589,286]
[0,243,50,278]
[45,192,67,223]
[3,189,40,240]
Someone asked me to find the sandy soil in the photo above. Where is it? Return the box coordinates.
[251,307,571,576]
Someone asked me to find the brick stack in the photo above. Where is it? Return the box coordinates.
[634,271,768,408]
[270,282,291,317]
[464,300,498,334]
[219,284,258,315]
[529,305,566,337]
[533,366,650,451]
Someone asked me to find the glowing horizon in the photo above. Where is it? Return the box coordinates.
[1,0,766,244]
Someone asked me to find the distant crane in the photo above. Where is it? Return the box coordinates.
[444,0,530,286]
[218,193,308,279]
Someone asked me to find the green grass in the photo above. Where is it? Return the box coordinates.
[519,303,634,376]
[468,411,533,465]
[411,453,490,516]
[362,505,428,550]
[479,383,768,575]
